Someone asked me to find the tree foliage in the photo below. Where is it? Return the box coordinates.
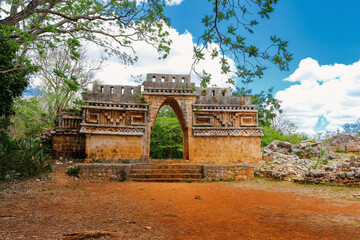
[10,95,52,139]
[0,30,37,131]
[150,106,183,159]
[194,0,292,86]
[0,0,172,71]
[341,118,360,133]
[261,125,307,147]
[1,0,291,85]
[33,44,99,118]
[270,112,298,136]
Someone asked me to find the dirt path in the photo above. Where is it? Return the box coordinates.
[1,166,359,239]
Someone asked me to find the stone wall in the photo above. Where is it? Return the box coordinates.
[74,163,254,182]
[52,134,86,159]
[76,163,131,181]
[203,164,254,181]
[53,109,85,159]
[300,159,360,187]
[191,136,262,163]
[85,134,143,162]
[331,133,360,152]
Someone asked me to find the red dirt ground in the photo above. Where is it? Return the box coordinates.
[0,166,359,240]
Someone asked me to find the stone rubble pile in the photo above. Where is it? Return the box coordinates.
[256,139,360,186]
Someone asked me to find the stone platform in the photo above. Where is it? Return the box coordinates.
[75,162,254,182]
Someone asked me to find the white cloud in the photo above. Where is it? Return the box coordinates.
[137,0,184,6]
[90,26,235,88]
[276,58,360,135]
[166,0,184,6]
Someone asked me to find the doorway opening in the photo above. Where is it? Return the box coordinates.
[150,105,183,159]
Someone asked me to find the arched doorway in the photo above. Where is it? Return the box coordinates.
[147,96,189,160]
[150,105,183,159]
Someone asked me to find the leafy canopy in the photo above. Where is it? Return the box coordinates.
[0,30,37,131]
[1,0,291,86]
[0,0,172,73]
[194,0,292,87]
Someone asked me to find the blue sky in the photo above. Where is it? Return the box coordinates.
[165,0,360,92]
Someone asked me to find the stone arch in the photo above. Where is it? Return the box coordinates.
[74,73,262,164]
[146,96,189,160]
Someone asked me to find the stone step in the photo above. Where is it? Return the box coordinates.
[129,164,204,182]
[130,173,203,179]
[149,159,190,164]
[131,164,203,170]
[130,178,203,182]
[131,169,203,174]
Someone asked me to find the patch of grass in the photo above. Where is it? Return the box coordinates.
[66,166,80,177]
[335,149,349,153]
[311,157,330,169]
[64,185,80,191]
[294,150,302,156]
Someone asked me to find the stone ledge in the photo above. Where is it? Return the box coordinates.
[203,164,254,181]
[74,163,254,182]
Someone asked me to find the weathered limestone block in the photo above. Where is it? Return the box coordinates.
[192,136,262,163]
[85,135,143,162]
[331,133,360,152]
[76,163,131,181]
[52,134,85,159]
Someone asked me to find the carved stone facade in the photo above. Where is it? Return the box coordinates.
[52,109,86,159]
[54,73,263,163]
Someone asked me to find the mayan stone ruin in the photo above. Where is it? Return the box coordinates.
[53,73,262,166]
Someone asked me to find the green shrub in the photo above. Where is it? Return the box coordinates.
[66,166,80,177]
[294,150,302,156]
[261,125,307,147]
[312,157,330,169]
[335,149,349,153]
[0,133,52,180]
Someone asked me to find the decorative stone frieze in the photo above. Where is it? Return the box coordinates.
[53,73,263,163]
[192,127,263,137]
[80,124,145,135]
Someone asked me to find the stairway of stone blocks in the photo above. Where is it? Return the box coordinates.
[129,164,204,182]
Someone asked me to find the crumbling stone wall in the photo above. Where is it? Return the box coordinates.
[53,109,85,159]
[301,158,360,187]
[53,134,85,159]
[331,133,360,152]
